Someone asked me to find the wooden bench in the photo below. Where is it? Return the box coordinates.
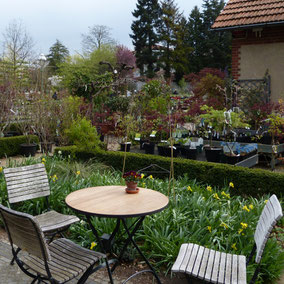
[3,163,79,241]
[172,194,283,284]
[0,204,113,284]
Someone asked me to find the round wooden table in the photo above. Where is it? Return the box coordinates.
[65,185,169,284]
[65,185,169,218]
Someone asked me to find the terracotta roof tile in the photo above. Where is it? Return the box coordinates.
[212,0,284,29]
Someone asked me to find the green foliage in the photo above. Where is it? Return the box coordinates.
[158,0,183,79]
[104,96,130,114]
[0,155,282,283]
[59,45,116,99]
[148,96,170,114]
[187,0,231,73]
[142,79,171,99]
[195,73,226,108]
[47,39,69,74]
[0,135,39,158]
[64,117,102,151]
[54,146,284,197]
[199,105,249,132]
[130,0,161,78]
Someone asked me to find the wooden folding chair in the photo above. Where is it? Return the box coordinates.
[172,194,283,284]
[0,204,113,284]
[3,163,79,241]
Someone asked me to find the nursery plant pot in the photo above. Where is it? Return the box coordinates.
[125,181,139,194]
[180,146,197,160]
[204,147,222,163]
[120,143,131,152]
[139,139,147,150]
[20,143,37,157]
[224,153,240,165]
[144,142,155,154]
[157,145,166,156]
[163,146,178,157]
[40,142,53,154]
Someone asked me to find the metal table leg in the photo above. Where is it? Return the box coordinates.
[87,216,162,284]
[86,216,114,284]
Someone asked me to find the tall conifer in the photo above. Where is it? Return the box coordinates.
[130,0,161,78]
[158,0,182,79]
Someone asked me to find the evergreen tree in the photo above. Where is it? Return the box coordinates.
[187,6,204,73]
[201,0,231,69]
[47,39,69,74]
[130,0,161,78]
[158,0,182,79]
[172,16,192,82]
[187,0,231,73]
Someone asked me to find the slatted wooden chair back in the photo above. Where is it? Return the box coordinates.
[254,194,283,263]
[0,204,50,261]
[4,163,50,204]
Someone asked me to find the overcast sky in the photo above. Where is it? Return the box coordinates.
[0,0,204,56]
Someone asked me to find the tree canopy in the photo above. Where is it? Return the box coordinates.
[47,39,69,74]
[130,0,161,78]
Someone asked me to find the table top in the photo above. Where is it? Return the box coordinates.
[65,185,169,218]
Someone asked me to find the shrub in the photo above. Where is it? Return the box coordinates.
[64,117,102,151]
[0,135,39,158]
[54,146,284,197]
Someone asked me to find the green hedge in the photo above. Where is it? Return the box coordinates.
[55,146,284,197]
[0,135,39,158]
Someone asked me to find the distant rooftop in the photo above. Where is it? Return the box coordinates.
[212,0,284,30]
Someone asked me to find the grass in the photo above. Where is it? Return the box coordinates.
[0,154,283,283]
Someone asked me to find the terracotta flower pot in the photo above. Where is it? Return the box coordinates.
[125,181,139,194]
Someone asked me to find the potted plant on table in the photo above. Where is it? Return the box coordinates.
[123,171,142,194]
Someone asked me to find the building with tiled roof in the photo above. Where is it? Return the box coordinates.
[212,0,284,102]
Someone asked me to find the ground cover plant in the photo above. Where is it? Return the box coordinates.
[0,155,283,283]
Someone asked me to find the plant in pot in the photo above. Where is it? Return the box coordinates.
[266,110,284,170]
[114,113,137,152]
[14,93,38,157]
[179,138,198,160]
[199,105,249,163]
[32,93,59,154]
[123,170,142,194]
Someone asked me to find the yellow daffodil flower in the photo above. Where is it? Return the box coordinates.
[231,243,237,251]
[213,193,220,200]
[221,191,231,199]
[220,222,228,229]
[149,175,153,179]
[243,205,250,212]
[229,182,234,188]
[264,200,268,204]
[0,166,3,173]
[207,226,212,233]
[90,242,97,250]
[240,222,248,229]
[187,186,193,192]
[41,158,46,163]
[238,228,243,234]
[249,204,254,210]
[141,174,145,179]
[206,186,212,192]
[76,171,80,175]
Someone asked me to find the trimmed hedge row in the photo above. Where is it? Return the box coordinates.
[0,135,39,158]
[55,146,284,197]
